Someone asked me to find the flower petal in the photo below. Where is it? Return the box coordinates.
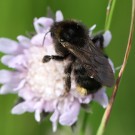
[17,35,31,48]
[1,54,28,69]
[13,79,26,91]
[55,10,64,22]
[79,95,92,104]
[103,30,112,47]
[59,99,80,126]
[31,33,53,46]
[0,70,15,84]
[0,83,17,94]
[0,70,24,94]
[0,38,21,54]
[11,102,27,114]
[34,17,53,33]
[11,101,35,114]
[18,87,35,100]
[89,24,96,36]
[43,100,57,112]
[1,55,14,66]
[93,87,108,108]
[35,109,41,122]
[50,110,59,132]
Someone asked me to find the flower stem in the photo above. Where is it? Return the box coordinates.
[80,112,89,135]
[97,1,135,135]
[105,0,116,30]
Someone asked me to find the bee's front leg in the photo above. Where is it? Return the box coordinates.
[42,55,52,63]
[42,55,67,63]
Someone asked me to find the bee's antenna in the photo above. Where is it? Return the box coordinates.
[42,31,50,46]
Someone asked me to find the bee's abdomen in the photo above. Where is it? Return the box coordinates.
[73,62,102,93]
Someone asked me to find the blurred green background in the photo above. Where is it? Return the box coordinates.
[0,0,134,135]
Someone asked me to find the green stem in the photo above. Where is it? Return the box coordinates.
[97,0,135,135]
[105,0,116,30]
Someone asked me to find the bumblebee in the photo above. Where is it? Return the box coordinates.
[42,20,115,95]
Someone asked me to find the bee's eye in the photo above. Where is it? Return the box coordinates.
[63,33,70,41]
[68,28,75,36]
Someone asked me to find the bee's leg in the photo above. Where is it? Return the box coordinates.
[92,31,111,49]
[42,55,67,63]
[92,33,109,58]
[64,62,73,93]
[52,55,67,61]
[42,55,52,63]
[92,33,104,49]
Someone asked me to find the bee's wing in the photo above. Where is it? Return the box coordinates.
[61,40,115,87]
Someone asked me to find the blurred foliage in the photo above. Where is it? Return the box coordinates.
[0,0,134,135]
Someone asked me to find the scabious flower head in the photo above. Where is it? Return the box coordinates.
[0,10,114,132]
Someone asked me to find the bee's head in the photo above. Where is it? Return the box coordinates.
[50,20,89,47]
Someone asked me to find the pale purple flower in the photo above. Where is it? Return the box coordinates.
[0,10,114,132]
